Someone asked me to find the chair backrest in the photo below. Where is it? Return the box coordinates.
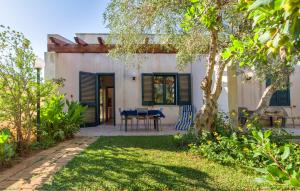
[136,108,148,115]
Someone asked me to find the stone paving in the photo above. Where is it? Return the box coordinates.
[0,137,97,191]
[77,125,183,136]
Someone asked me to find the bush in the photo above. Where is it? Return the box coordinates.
[173,127,198,148]
[40,95,86,148]
[63,100,86,138]
[179,112,300,188]
[0,128,15,166]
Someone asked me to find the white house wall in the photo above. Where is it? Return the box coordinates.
[44,52,214,125]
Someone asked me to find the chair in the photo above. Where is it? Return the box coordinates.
[149,108,163,131]
[136,108,149,130]
[119,108,133,130]
[175,105,194,130]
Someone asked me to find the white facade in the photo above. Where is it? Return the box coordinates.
[44,33,234,126]
[45,52,216,125]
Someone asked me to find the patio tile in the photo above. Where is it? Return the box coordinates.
[76,125,182,137]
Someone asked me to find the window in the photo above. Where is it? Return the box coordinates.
[153,75,176,105]
[142,73,191,105]
[266,78,290,106]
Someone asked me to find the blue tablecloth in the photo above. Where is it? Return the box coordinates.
[121,110,165,118]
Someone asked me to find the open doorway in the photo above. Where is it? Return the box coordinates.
[98,74,115,125]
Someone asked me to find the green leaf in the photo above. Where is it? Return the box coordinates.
[289,177,300,187]
[258,131,264,140]
[253,13,267,26]
[274,0,284,10]
[267,165,287,179]
[254,167,268,174]
[291,18,300,41]
[272,33,280,47]
[281,146,290,160]
[264,130,272,138]
[222,50,232,59]
[258,31,271,43]
[249,0,273,10]
[283,20,290,34]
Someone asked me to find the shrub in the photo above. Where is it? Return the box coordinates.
[173,127,198,148]
[180,112,300,188]
[0,129,15,166]
[40,95,66,142]
[251,130,300,186]
[63,100,86,138]
[40,95,86,148]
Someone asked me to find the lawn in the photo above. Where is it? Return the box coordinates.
[42,136,264,191]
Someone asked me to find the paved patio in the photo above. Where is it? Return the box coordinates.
[284,127,300,135]
[76,125,183,137]
[0,137,97,191]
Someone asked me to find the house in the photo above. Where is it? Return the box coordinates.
[44,33,300,128]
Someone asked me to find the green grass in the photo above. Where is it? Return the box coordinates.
[42,136,265,191]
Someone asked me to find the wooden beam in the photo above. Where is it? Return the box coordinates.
[97,37,105,46]
[74,37,88,46]
[48,44,177,54]
[144,37,149,45]
[49,37,68,46]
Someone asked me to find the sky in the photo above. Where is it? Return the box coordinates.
[0,0,110,58]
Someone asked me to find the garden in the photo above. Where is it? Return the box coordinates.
[1,0,300,190]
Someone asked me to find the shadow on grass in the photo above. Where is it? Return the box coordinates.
[42,136,222,191]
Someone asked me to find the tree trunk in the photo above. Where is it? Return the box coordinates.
[16,106,23,152]
[254,84,277,115]
[195,97,218,132]
[16,118,23,152]
[194,28,220,132]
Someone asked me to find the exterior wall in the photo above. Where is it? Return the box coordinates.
[238,65,300,125]
[45,52,210,125]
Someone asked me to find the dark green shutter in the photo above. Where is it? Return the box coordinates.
[142,74,154,105]
[177,74,192,105]
[266,77,290,106]
[79,72,98,127]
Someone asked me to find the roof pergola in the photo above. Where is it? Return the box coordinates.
[47,34,176,54]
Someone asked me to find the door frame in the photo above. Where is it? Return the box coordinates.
[97,73,116,126]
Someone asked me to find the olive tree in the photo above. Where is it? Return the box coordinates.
[104,0,241,131]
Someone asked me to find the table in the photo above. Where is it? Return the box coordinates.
[121,110,165,132]
[263,111,287,127]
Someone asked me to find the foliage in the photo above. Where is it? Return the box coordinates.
[251,129,300,186]
[63,100,86,138]
[40,95,86,148]
[186,115,300,187]
[230,0,300,74]
[40,95,66,145]
[173,127,198,148]
[0,129,15,166]
[42,136,263,190]
[104,0,208,68]
[0,25,59,151]
[224,0,300,114]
